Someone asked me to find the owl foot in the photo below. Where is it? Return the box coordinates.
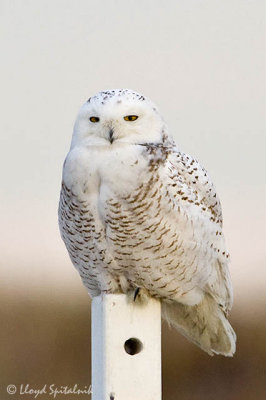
[128,287,150,305]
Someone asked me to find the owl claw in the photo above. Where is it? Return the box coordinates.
[133,288,140,302]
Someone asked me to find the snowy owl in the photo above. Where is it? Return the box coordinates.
[58,89,236,356]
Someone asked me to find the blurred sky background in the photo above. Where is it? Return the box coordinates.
[1,1,266,399]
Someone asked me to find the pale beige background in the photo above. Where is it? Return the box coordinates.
[1,0,265,305]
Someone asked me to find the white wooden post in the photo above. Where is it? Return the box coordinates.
[91,294,161,400]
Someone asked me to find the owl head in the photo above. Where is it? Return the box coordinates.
[71,89,168,148]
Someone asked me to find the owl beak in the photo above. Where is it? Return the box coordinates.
[109,129,114,144]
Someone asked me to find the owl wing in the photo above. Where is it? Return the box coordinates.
[167,149,233,313]
[168,150,223,225]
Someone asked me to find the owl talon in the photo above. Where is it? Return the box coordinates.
[133,288,140,301]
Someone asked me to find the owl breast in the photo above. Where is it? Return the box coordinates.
[59,143,213,305]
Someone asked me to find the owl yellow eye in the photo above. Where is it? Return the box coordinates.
[124,115,138,121]
[90,116,100,123]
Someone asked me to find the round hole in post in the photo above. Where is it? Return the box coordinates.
[124,337,143,355]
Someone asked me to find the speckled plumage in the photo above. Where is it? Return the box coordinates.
[58,89,236,356]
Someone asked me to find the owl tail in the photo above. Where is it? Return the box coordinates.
[162,294,236,356]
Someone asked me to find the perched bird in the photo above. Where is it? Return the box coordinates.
[58,89,236,356]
